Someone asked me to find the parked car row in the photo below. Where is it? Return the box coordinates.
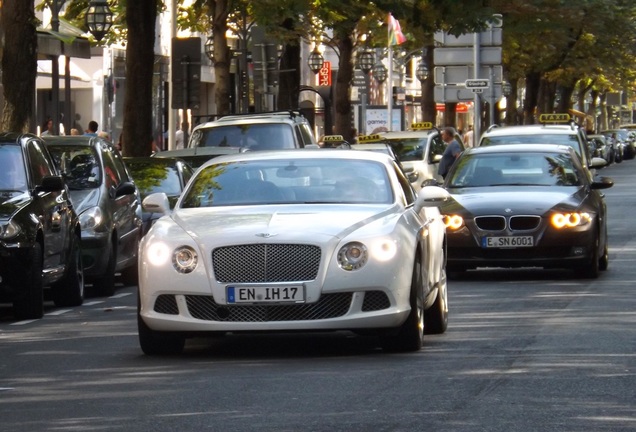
[0,132,198,319]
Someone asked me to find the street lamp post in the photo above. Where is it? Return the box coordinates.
[306,48,332,135]
[502,80,512,125]
[416,59,429,123]
[357,50,374,134]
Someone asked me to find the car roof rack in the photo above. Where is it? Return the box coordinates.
[486,124,500,133]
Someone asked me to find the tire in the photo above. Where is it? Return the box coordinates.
[14,243,44,320]
[93,241,116,296]
[578,232,600,279]
[424,268,449,334]
[599,242,609,271]
[52,234,84,307]
[138,313,185,355]
[381,257,424,352]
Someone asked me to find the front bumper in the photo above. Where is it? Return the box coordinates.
[80,231,111,277]
[446,224,596,270]
[140,289,410,333]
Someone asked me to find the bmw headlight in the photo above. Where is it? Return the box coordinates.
[79,206,104,231]
[550,212,592,229]
[172,246,198,273]
[0,221,21,240]
[443,214,464,231]
[338,242,368,271]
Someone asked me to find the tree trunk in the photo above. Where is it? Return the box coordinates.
[421,44,436,124]
[211,0,231,115]
[122,0,159,156]
[523,72,540,124]
[334,34,354,139]
[278,42,301,111]
[0,0,37,133]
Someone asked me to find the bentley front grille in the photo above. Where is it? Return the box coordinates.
[361,291,391,311]
[185,293,352,322]
[212,244,321,283]
[154,294,179,315]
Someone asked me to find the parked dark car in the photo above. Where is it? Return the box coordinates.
[0,132,83,319]
[44,135,142,295]
[587,134,614,165]
[123,156,194,235]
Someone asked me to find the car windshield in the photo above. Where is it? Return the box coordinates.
[0,144,28,192]
[383,138,425,161]
[180,158,393,207]
[447,152,581,188]
[600,130,631,141]
[47,145,101,190]
[189,124,296,150]
[127,161,182,197]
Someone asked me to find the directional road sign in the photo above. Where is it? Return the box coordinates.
[465,79,490,89]
[434,46,502,66]
[434,28,502,47]
[434,65,502,86]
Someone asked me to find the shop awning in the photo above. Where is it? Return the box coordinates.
[37,18,91,59]
[37,58,91,82]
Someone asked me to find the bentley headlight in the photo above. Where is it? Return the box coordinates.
[338,242,368,271]
[443,214,464,230]
[147,242,171,266]
[79,206,104,231]
[550,212,592,229]
[0,221,21,240]
[172,246,198,273]
[371,240,397,262]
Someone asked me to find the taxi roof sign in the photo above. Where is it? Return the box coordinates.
[322,135,345,142]
[539,113,571,123]
[411,122,434,130]
[357,134,383,143]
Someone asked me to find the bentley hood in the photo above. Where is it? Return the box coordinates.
[168,205,397,244]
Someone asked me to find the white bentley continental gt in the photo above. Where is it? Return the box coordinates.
[137,150,450,355]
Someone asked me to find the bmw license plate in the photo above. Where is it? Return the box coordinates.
[482,236,534,248]
[227,286,305,304]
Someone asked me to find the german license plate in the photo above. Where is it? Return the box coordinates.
[482,236,534,248]
[227,285,305,304]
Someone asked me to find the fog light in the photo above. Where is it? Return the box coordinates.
[571,246,585,256]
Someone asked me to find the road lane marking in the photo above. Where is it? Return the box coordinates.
[109,293,133,299]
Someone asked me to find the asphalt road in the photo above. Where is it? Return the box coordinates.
[1,159,635,432]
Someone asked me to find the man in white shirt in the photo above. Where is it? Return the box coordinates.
[463,124,474,148]
[175,122,186,149]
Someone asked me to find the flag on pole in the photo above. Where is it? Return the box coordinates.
[388,14,407,46]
